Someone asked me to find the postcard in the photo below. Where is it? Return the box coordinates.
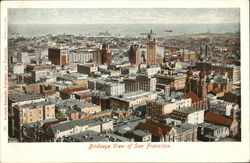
[0,0,249,162]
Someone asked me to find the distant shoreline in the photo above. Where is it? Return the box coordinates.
[8,23,240,38]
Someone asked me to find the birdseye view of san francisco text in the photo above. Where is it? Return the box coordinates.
[8,8,241,143]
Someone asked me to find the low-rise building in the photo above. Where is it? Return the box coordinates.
[124,74,157,92]
[75,103,101,114]
[172,123,198,142]
[138,120,174,142]
[12,101,55,140]
[64,130,109,142]
[48,119,113,142]
[77,64,98,76]
[59,87,88,100]
[156,74,186,90]
[204,112,238,137]
[140,65,161,76]
[209,99,239,117]
[11,63,24,75]
[147,97,192,120]
[96,80,125,96]
[197,122,230,141]
[138,120,198,142]
[170,107,205,125]
[110,91,157,110]
[129,130,152,142]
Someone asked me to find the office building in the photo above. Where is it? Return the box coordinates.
[128,44,141,66]
[146,30,157,65]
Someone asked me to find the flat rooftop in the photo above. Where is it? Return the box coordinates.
[9,92,44,103]
[111,91,157,102]
[174,107,204,114]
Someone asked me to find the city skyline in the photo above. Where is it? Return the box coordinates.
[8,8,240,25]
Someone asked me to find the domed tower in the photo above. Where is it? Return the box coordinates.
[146,30,157,65]
[199,69,207,103]
[101,43,112,65]
[185,69,193,93]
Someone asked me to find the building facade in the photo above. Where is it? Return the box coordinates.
[146,30,157,65]
[147,98,192,120]
[101,43,112,65]
[77,64,98,76]
[128,44,141,66]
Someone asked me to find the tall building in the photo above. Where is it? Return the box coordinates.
[128,44,141,65]
[124,74,157,92]
[92,49,102,64]
[198,70,207,102]
[146,30,157,65]
[136,74,156,91]
[183,69,207,110]
[48,48,69,66]
[185,69,193,93]
[101,43,112,65]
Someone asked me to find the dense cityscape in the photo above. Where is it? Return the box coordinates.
[8,27,241,142]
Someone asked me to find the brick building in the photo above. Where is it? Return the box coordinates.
[146,30,157,65]
[101,43,112,65]
[156,74,186,91]
[48,48,69,65]
[147,97,192,121]
[77,64,98,76]
[128,44,141,66]
[12,101,55,140]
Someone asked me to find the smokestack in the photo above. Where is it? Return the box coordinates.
[205,45,208,58]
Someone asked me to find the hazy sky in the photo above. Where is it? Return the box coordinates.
[8,8,240,24]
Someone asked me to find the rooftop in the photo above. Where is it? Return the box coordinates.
[9,92,44,103]
[111,91,157,102]
[67,130,109,142]
[204,112,234,127]
[133,130,151,137]
[106,133,131,142]
[174,107,204,114]
[50,119,101,133]
[198,122,227,130]
[173,123,198,134]
[19,101,53,109]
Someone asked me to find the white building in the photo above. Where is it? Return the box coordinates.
[209,99,239,117]
[147,97,192,120]
[69,52,93,63]
[96,80,125,96]
[17,52,30,64]
[171,107,205,125]
[145,65,161,76]
[50,119,113,141]
[31,70,48,82]
[12,63,24,75]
